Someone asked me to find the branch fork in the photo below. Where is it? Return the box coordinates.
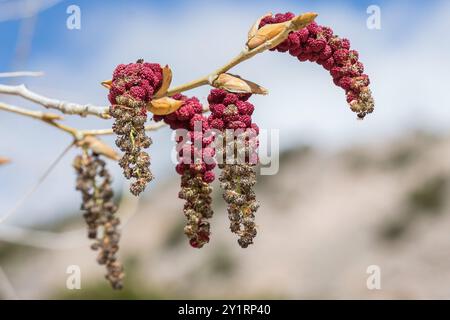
[0,11,318,157]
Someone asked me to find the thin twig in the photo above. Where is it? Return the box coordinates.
[0,101,79,137]
[0,101,168,138]
[0,13,316,120]
[80,106,210,136]
[166,13,317,96]
[0,71,44,78]
[0,142,75,225]
[0,12,316,139]
[0,84,110,118]
[0,101,61,120]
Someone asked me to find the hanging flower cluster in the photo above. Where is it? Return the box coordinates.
[207,89,260,248]
[258,12,374,119]
[73,150,124,289]
[0,8,379,291]
[154,90,260,248]
[108,59,163,195]
[154,94,216,248]
[69,10,373,288]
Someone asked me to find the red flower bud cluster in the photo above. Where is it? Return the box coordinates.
[108,61,163,108]
[109,60,163,195]
[259,13,374,119]
[154,94,216,248]
[153,94,204,130]
[207,89,256,131]
[207,89,260,248]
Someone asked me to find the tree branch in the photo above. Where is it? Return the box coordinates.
[0,101,80,136]
[166,12,317,96]
[0,84,110,118]
[0,13,316,120]
[0,101,61,121]
[0,142,75,225]
[0,12,316,126]
[0,101,168,138]
[81,106,209,136]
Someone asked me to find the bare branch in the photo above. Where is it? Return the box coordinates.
[0,71,44,78]
[76,136,119,160]
[0,13,316,121]
[166,12,317,96]
[0,142,74,225]
[81,106,209,136]
[0,101,80,136]
[0,101,62,121]
[0,84,110,118]
[0,101,170,139]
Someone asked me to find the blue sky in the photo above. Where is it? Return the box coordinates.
[1,0,449,227]
[0,0,441,71]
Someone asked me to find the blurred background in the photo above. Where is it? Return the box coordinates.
[1,0,450,299]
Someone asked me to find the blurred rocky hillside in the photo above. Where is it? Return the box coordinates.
[1,131,449,299]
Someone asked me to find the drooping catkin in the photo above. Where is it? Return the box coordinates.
[220,163,259,248]
[154,94,216,248]
[73,151,124,289]
[108,60,163,195]
[207,89,260,248]
[178,169,214,248]
[259,12,375,119]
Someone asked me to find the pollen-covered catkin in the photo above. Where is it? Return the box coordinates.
[73,151,124,289]
[108,60,163,195]
[259,12,374,119]
[207,89,260,248]
[154,94,216,248]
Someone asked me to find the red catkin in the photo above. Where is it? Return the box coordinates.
[109,60,163,195]
[259,13,375,119]
[207,89,260,248]
[154,94,216,248]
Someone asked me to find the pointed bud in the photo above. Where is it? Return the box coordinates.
[77,136,119,161]
[246,12,318,50]
[291,12,318,30]
[248,12,272,40]
[42,113,63,121]
[101,79,112,90]
[147,97,184,115]
[212,73,268,95]
[154,65,173,98]
[0,157,10,165]
[246,22,287,49]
